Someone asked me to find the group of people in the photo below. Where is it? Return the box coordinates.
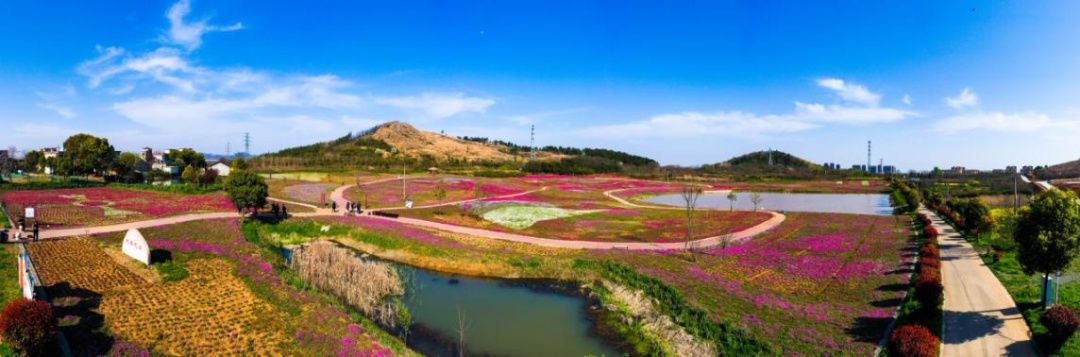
[345,201,363,215]
[1,218,39,243]
[269,203,289,217]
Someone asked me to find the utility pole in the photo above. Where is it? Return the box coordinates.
[529,125,537,162]
[1013,172,1019,214]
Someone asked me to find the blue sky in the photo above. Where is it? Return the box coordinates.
[2,1,1079,170]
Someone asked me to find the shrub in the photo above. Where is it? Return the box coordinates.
[0,298,58,354]
[918,256,940,271]
[919,244,939,259]
[992,250,1004,263]
[888,324,938,357]
[1041,305,1080,341]
[914,273,944,308]
[917,214,932,227]
[923,225,938,238]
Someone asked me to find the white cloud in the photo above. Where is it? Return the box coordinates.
[793,102,911,124]
[580,111,817,138]
[165,0,243,50]
[932,111,1080,134]
[816,78,881,106]
[78,47,202,92]
[582,100,914,139]
[37,103,76,119]
[374,92,495,119]
[946,87,978,109]
[902,94,912,105]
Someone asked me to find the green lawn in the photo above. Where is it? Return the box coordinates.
[982,249,1080,355]
[0,244,23,355]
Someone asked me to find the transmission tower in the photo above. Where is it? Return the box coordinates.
[529,125,537,161]
[244,133,251,155]
[768,148,773,166]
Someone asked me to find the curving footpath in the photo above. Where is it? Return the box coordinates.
[34,182,786,251]
[359,211,783,250]
[921,207,1037,356]
[333,183,785,250]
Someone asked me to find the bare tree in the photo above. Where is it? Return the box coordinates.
[750,192,763,210]
[726,191,737,211]
[456,305,470,357]
[721,233,734,249]
[681,186,702,259]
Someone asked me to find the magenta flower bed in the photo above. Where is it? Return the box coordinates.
[604,212,911,355]
[1,187,233,224]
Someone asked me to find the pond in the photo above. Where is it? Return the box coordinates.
[645,191,892,216]
[398,264,621,357]
[282,246,623,357]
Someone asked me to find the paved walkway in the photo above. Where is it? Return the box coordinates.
[357,210,784,250]
[32,181,786,251]
[920,207,1037,356]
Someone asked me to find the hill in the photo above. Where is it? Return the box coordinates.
[694,150,825,179]
[1043,157,1080,179]
[255,121,656,173]
[723,150,818,168]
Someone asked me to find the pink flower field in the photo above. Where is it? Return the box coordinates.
[602,212,913,355]
[0,187,234,227]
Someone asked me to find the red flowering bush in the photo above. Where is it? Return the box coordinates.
[918,256,940,271]
[1041,305,1080,340]
[923,225,938,238]
[888,324,938,357]
[919,244,939,259]
[0,298,58,354]
[915,272,943,308]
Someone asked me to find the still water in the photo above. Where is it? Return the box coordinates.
[398,265,621,357]
[646,191,892,215]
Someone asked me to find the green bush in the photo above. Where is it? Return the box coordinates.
[155,261,189,282]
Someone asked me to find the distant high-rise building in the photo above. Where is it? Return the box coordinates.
[1006,166,1017,174]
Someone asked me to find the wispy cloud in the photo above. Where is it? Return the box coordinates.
[37,103,76,119]
[817,78,880,106]
[374,92,495,119]
[581,79,912,138]
[902,94,912,105]
[932,111,1080,134]
[165,0,243,50]
[945,87,978,109]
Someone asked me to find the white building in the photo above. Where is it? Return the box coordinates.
[209,162,230,177]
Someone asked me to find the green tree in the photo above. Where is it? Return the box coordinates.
[230,157,250,170]
[170,148,206,169]
[181,165,199,184]
[113,152,144,183]
[58,134,116,176]
[21,150,43,173]
[1014,189,1080,306]
[224,170,268,213]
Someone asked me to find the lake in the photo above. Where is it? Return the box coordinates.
[398,264,621,357]
[645,191,893,215]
